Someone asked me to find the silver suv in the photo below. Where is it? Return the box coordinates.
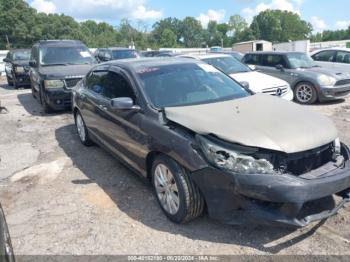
[242,52,350,104]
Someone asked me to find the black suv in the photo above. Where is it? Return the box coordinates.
[29,40,96,113]
[3,49,31,88]
[95,47,139,62]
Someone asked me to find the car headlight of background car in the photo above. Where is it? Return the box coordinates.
[317,74,337,86]
[196,135,275,174]
[15,66,24,73]
[44,80,65,89]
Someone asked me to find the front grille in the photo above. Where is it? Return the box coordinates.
[262,86,288,96]
[273,143,335,176]
[335,79,350,86]
[64,78,82,88]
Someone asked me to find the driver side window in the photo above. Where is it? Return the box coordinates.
[105,71,136,102]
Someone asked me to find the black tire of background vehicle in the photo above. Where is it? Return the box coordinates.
[74,110,93,146]
[6,75,13,87]
[39,86,52,113]
[151,155,204,224]
[294,82,318,105]
[31,83,36,99]
[0,204,15,262]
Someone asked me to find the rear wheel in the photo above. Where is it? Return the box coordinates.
[75,111,93,146]
[294,82,317,104]
[151,155,204,223]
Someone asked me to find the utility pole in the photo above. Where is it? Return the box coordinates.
[5,35,10,49]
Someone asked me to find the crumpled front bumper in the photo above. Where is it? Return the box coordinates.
[190,144,350,227]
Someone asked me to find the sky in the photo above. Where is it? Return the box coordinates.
[26,0,350,32]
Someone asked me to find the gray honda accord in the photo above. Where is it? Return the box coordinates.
[72,58,350,227]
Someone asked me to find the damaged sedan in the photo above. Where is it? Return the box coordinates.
[72,58,350,227]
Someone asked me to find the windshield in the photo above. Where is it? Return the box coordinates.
[287,53,316,69]
[13,50,30,61]
[137,63,249,108]
[40,46,95,65]
[112,50,139,60]
[202,56,251,74]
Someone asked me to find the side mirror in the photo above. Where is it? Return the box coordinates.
[276,64,284,71]
[240,81,250,89]
[111,97,140,111]
[29,60,37,67]
[2,58,9,63]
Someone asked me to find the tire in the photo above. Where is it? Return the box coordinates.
[151,155,204,224]
[74,110,93,146]
[6,75,13,87]
[31,83,36,98]
[294,82,318,104]
[39,87,52,113]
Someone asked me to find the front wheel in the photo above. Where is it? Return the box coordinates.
[39,87,52,113]
[151,155,204,224]
[6,75,13,87]
[75,111,93,146]
[294,82,318,104]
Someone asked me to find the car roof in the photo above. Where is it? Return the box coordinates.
[310,47,350,54]
[37,40,85,47]
[180,53,231,59]
[101,57,205,71]
[245,51,304,55]
[107,47,136,51]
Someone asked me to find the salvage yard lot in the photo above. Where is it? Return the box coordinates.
[1,76,350,255]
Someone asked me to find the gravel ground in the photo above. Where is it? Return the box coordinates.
[1,77,350,256]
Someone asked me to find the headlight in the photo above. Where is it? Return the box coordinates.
[15,66,24,73]
[44,80,65,89]
[196,135,275,174]
[334,138,341,155]
[317,74,336,86]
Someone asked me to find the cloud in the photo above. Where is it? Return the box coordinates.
[29,0,162,21]
[30,0,56,14]
[241,0,301,23]
[197,9,226,28]
[310,16,327,32]
[335,20,350,30]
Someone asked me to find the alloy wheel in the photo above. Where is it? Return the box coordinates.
[296,84,313,103]
[76,113,86,142]
[154,164,180,215]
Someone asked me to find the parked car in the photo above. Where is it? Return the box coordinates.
[242,51,350,104]
[310,48,350,72]
[0,203,15,262]
[29,40,96,113]
[95,47,140,62]
[184,54,293,101]
[3,49,31,88]
[72,58,350,227]
[209,51,244,61]
[141,50,172,57]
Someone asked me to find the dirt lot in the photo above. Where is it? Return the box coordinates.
[1,77,350,256]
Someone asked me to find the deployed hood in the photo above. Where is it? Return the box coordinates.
[165,94,337,154]
[230,71,288,93]
[38,64,93,79]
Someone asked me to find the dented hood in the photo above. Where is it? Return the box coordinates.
[165,94,338,153]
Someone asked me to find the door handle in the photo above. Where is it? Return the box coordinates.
[98,104,108,111]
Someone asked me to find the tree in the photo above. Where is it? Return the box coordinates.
[159,29,177,47]
[228,15,248,36]
[152,17,183,45]
[181,17,203,47]
[250,10,312,42]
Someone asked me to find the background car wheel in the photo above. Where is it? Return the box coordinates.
[75,111,93,146]
[39,87,52,113]
[6,76,13,87]
[151,155,204,224]
[294,82,317,104]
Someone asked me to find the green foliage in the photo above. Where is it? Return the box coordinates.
[0,0,349,50]
[250,10,312,42]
